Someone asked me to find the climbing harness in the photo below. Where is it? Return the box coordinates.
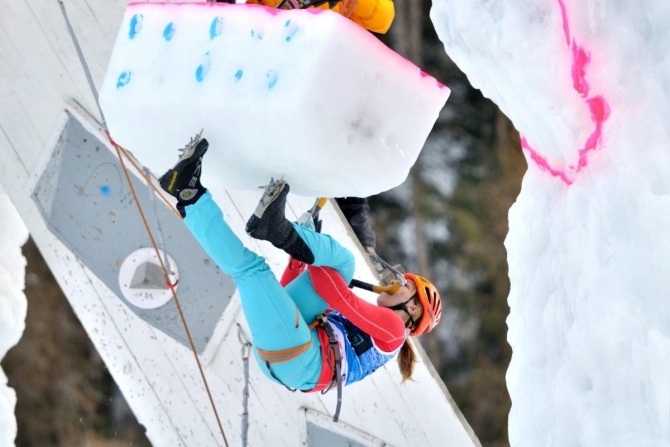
[258,312,343,422]
[58,1,228,445]
[258,338,314,364]
[313,313,343,422]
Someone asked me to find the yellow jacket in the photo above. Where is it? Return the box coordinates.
[246,0,395,34]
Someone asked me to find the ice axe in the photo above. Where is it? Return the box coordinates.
[296,197,328,229]
[349,253,407,294]
[301,197,406,294]
[349,278,402,294]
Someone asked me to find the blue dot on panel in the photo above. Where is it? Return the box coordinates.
[210,17,224,39]
[285,20,298,41]
[116,71,131,88]
[129,14,144,39]
[99,185,111,196]
[163,22,175,41]
[267,70,278,89]
[235,69,243,81]
[286,29,298,42]
[196,52,212,83]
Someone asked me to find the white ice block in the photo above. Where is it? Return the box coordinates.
[99,2,450,197]
[431,1,670,446]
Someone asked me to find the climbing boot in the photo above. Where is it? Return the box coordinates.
[159,130,208,216]
[245,179,315,264]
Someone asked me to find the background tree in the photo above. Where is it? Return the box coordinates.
[2,239,150,446]
[373,1,527,445]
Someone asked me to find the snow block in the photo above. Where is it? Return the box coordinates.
[100,2,449,197]
[430,0,610,185]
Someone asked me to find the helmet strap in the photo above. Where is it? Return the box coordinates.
[389,298,417,329]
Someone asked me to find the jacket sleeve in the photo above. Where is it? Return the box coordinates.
[335,197,377,249]
[308,266,406,352]
[312,0,394,34]
[348,0,395,34]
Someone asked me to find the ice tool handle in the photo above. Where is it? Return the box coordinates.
[296,197,328,230]
[349,278,402,295]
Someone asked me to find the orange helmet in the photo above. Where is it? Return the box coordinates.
[404,273,442,336]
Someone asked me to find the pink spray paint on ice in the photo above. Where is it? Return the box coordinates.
[521,0,610,185]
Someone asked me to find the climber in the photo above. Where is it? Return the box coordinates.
[158,133,442,420]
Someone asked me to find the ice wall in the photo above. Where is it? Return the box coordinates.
[100,2,450,198]
[0,192,29,447]
[431,1,670,446]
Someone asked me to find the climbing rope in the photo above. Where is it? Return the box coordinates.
[144,166,174,274]
[121,148,182,218]
[57,1,228,445]
[237,323,253,447]
[114,142,229,445]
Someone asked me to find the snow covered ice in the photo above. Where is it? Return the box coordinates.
[0,192,28,447]
[431,0,670,446]
[99,3,450,198]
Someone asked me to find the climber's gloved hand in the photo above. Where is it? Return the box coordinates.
[296,206,323,233]
[296,211,317,232]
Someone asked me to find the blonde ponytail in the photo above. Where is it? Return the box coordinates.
[397,338,417,383]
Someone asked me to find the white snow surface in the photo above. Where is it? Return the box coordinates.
[0,193,29,447]
[100,2,450,198]
[431,0,670,446]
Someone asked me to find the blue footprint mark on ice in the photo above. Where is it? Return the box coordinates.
[210,17,224,39]
[163,22,176,41]
[267,70,278,89]
[235,69,244,81]
[285,19,299,41]
[196,52,212,82]
[250,29,263,40]
[129,14,144,39]
[116,71,131,88]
